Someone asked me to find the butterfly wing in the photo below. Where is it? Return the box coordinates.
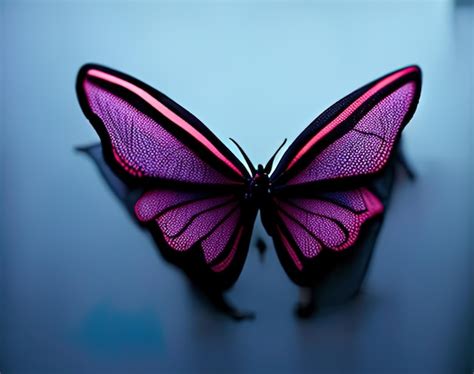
[264,66,422,285]
[134,187,257,290]
[77,64,256,290]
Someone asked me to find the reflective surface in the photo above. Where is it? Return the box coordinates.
[1,1,472,372]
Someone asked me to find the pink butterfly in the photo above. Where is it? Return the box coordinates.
[77,65,421,318]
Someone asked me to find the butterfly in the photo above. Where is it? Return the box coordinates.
[76,64,422,296]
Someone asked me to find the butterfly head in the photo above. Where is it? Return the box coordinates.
[230,137,287,200]
[255,164,269,184]
[248,164,270,199]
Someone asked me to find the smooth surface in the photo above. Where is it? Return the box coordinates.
[1,1,472,373]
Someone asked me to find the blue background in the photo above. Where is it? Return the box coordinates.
[1,1,472,372]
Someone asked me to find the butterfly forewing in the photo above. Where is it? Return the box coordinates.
[272,66,421,187]
[77,65,249,184]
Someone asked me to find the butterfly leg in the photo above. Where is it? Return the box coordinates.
[397,153,416,180]
[395,142,416,181]
[186,280,255,321]
[294,287,318,319]
[255,237,267,263]
[207,291,256,321]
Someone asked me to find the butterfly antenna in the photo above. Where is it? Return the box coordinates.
[264,138,287,173]
[229,138,256,174]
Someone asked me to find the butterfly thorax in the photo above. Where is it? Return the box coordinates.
[247,164,271,201]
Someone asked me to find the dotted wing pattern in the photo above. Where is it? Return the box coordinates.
[135,188,246,268]
[287,82,416,185]
[82,79,240,185]
[272,189,383,271]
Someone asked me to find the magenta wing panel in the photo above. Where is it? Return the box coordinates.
[272,66,421,187]
[77,65,248,185]
[135,188,251,268]
[287,82,416,185]
[272,188,383,272]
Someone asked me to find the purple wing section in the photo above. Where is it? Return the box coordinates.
[77,65,248,185]
[287,81,416,185]
[272,188,383,271]
[210,227,245,273]
[135,188,246,266]
[202,211,241,264]
[82,79,239,184]
[271,66,421,188]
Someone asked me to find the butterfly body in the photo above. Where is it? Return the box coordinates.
[76,64,421,317]
[244,165,269,200]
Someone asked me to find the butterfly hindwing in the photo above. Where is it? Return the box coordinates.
[263,188,383,285]
[135,187,257,290]
[77,65,255,290]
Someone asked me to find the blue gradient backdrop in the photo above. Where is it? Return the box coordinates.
[1,1,472,373]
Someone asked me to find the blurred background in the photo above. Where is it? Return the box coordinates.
[1,0,472,372]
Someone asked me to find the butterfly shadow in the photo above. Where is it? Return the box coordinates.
[77,141,415,321]
[77,143,256,321]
